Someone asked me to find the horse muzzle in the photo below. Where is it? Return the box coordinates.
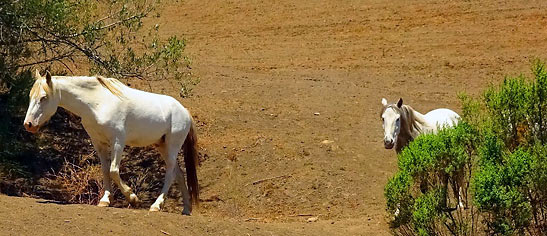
[24,122,40,134]
[384,140,394,149]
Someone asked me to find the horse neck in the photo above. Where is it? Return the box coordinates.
[54,77,112,122]
[399,105,427,140]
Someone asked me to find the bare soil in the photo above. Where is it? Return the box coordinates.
[2,0,547,235]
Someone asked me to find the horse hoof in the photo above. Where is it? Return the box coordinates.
[129,194,140,206]
[182,209,191,216]
[97,201,110,207]
[150,206,161,212]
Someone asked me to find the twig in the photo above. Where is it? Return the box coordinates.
[245,175,291,186]
[289,214,314,217]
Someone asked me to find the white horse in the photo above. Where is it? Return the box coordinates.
[381,97,464,212]
[380,98,460,153]
[24,70,199,215]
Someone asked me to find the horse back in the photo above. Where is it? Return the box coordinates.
[424,108,460,129]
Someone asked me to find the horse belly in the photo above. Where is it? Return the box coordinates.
[124,118,168,147]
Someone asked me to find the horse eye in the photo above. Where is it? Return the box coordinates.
[39,96,47,102]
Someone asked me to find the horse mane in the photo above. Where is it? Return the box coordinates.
[96,76,125,98]
[30,78,52,98]
[33,75,126,99]
[399,105,427,139]
[381,104,427,141]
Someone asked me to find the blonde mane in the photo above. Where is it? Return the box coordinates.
[30,75,126,99]
[96,76,125,98]
[29,78,52,98]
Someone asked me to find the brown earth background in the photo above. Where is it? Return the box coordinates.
[2,0,547,235]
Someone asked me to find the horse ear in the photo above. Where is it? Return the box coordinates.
[381,98,388,106]
[45,71,52,87]
[397,98,403,108]
[34,69,41,80]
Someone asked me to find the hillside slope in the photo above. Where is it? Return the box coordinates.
[2,0,547,235]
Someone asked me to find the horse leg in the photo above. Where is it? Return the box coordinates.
[175,164,192,215]
[455,171,465,209]
[150,138,184,212]
[91,140,112,207]
[109,138,139,205]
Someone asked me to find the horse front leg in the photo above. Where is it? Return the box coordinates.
[109,138,139,206]
[93,142,112,207]
[455,170,465,209]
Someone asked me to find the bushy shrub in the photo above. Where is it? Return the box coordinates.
[472,61,547,235]
[385,122,478,235]
[386,61,547,235]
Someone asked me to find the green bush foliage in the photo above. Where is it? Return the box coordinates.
[385,122,478,235]
[472,61,547,235]
[386,61,547,235]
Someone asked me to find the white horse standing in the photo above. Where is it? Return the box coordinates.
[380,97,464,211]
[380,98,460,153]
[24,70,199,215]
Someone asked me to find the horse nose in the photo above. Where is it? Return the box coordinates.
[384,138,394,149]
[24,122,35,132]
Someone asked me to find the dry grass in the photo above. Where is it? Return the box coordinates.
[52,152,104,205]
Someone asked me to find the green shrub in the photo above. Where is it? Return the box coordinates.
[386,61,547,235]
[472,61,547,235]
[385,122,478,235]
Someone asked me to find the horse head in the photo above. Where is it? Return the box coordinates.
[380,98,404,149]
[24,69,60,133]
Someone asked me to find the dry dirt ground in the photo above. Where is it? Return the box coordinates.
[2,0,547,235]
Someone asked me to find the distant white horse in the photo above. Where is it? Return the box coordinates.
[381,97,464,211]
[380,98,460,153]
[24,70,199,215]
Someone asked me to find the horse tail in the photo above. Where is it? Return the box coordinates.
[183,119,199,206]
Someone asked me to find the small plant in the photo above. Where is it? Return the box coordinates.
[472,61,547,235]
[53,154,104,205]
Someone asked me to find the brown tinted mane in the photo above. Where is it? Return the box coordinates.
[400,105,423,139]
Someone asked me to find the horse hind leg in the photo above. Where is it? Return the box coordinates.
[150,136,185,212]
[455,172,466,209]
[175,164,192,215]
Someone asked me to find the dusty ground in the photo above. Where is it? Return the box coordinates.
[2,0,547,235]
